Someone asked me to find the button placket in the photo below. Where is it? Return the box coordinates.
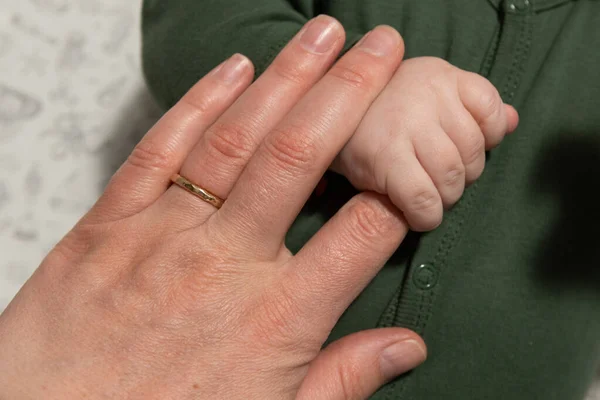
[377,2,535,399]
[379,0,536,353]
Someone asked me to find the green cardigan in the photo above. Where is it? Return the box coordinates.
[142,0,600,398]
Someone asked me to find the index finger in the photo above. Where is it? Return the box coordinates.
[286,192,409,336]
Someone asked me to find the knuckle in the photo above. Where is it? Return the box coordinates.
[336,362,366,400]
[131,248,228,318]
[406,56,451,74]
[423,59,457,90]
[264,125,319,173]
[478,84,502,122]
[128,140,176,172]
[270,59,309,86]
[181,89,218,116]
[94,270,158,326]
[129,265,165,307]
[328,62,373,91]
[347,197,396,244]
[443,162,466,188]
[206,122,255,165]
[168,244,240,302]
[462,135,486,166]
[408,188,442,214]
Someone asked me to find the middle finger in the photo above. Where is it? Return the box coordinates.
[216,26,405,257]
[158,15,345,227]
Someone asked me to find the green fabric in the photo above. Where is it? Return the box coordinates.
[142,0,600,398]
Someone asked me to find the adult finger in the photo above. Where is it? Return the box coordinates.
[297,329,426,400]
[286,192,409,332]
[87,54,254,224]
[216,26,405,256]
[159,15,345,226]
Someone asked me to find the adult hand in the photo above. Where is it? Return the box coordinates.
[0,16,425,399]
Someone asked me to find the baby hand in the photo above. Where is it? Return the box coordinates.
[332,57,519,231]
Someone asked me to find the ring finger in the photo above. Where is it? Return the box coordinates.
[157,15,346,228]
[85,54,254,225]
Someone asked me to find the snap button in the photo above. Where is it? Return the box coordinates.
[508,0,530,12]
[412,263,439,290]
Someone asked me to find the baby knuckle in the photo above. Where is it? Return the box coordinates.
[417,56,449,67]
[128,140,176,172]
[478,85,502,121]
[420,59,456,89]
[408,189,441,213]
[264,125,319,172]
[463,135,486,165]
[443,163,466,188]
[206,122,255,165]
[406,56,449,73]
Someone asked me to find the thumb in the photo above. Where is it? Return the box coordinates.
[297,328,427,400]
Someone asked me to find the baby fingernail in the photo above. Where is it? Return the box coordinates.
[299,15,339,54]
[380,339,427,381]
[217,54,250,83]
[357,26,400,56]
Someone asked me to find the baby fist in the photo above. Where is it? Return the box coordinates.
[332,57,519,231]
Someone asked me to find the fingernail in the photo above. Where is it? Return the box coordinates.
[380,340,427,381]
[216,54,250,83]
[357,26,399,57]
[299,15,339,54]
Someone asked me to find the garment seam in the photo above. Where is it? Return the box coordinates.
[502,14,533,103]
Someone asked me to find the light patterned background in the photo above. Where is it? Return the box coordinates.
[0,0,161,307]
[0,0,597,398]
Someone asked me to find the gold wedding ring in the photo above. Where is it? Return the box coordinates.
[170,174,225,209]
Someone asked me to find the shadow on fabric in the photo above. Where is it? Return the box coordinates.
[532,135,600,289]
